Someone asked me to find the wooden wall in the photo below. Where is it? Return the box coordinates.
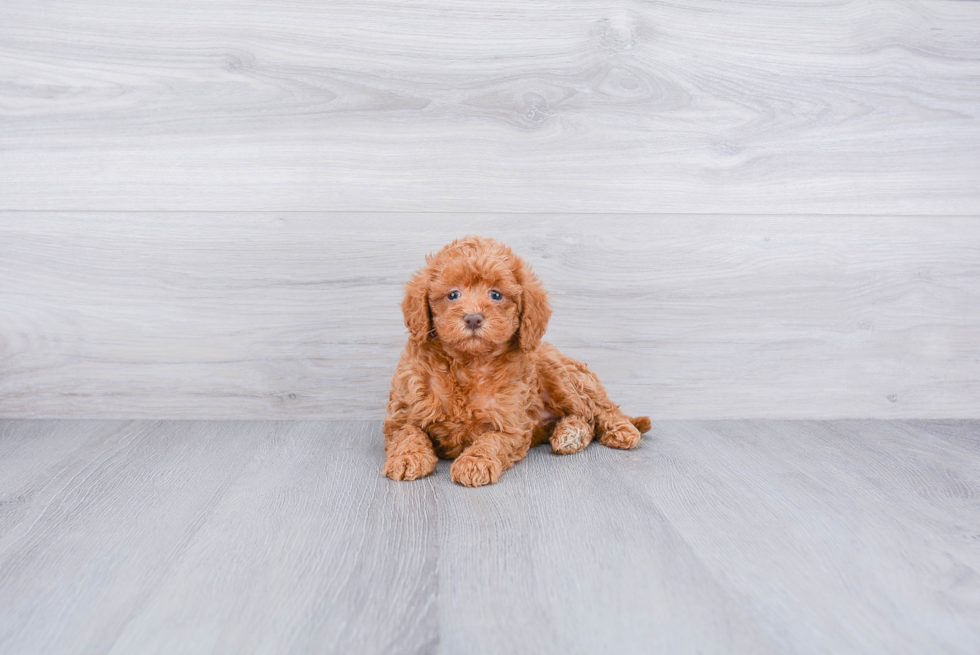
[1,1,978,419]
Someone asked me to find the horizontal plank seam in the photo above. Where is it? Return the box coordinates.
[2,210,980,218]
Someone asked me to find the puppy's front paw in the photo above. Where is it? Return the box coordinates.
[599,422,642,450]
[450,453,503,487]
[383,450,437,481]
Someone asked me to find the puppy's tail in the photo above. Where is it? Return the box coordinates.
[630,415,652,434]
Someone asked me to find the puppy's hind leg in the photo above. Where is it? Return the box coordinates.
[597,410,650,450]
[550,415,594,455]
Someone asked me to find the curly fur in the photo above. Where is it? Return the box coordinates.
[382,236,651,487]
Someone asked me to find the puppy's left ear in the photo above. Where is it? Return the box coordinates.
[515,257,551,351]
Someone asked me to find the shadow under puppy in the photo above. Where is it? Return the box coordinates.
[383,236,651,487]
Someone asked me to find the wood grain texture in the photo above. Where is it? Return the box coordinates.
[637,420,980,653]
[0,421,438,655]
[1,0,979,213]
[1,419,978,654]
[2,214,978,419]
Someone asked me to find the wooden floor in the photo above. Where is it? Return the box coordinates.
[1,420,977,654]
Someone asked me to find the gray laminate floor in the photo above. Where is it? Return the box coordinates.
[1,420,978,654]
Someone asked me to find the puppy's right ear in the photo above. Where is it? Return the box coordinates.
[402,267,433,344]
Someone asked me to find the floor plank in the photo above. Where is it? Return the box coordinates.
[104,422,438,655]
[434,444,778,654]
[1,420,978,654]
[629,420,980,653]
[1,0,978,213]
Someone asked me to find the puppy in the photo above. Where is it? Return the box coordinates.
[382,236,651,487]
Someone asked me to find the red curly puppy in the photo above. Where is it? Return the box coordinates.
[382,236,651,487]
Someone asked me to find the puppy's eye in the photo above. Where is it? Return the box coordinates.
[447,291,460,300]
[489,290,503,301]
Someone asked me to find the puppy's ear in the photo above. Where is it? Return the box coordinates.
[402,267,433,344]
[515,257,551,351]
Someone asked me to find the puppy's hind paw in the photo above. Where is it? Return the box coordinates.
[550,416,593,455]
[382,450,437,481]
[599,422,642,450]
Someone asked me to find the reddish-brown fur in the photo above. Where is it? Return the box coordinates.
[382,236,651,487]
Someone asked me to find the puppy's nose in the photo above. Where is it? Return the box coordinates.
[464,313,484,330]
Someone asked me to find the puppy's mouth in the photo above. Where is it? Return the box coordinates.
[459,327,493,347]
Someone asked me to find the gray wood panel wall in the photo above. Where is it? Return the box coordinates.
[2,215,978,419]
[2,1,979,419]
[3,0,979,214]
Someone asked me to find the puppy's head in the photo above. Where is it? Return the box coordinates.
[402,236,551,355]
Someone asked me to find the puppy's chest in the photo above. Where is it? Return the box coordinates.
[425,366,512,421]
